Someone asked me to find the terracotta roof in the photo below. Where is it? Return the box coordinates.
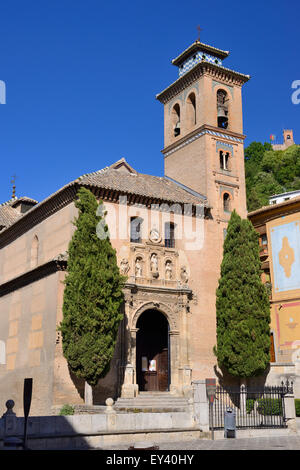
[0,196,38,231]
[0,203,22,230]
[248,195,300,218]
[77,160,207,206]
[10,196,38,207]
[172,41,230,65]
[0,159,208,243]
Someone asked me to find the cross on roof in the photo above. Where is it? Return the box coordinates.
[197,25,203,42]
[11,174,16,198]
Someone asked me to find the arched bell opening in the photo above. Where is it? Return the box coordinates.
[171,103,181,137]
[217,89,229,129]
[136,309,170,392]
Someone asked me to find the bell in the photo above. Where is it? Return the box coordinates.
[217,106,227,118]
[217,107,228,129]
[174,120,181,137]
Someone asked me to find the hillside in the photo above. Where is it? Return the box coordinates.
[245,142,300,212]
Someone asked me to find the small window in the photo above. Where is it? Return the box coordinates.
[217,89,229,129]
[30,235,39,268]
[172,104,181,137]
[219,150,230,171]
[130,217,143,243]
[186,92,196,129]
[0,340,5,365]
[223,193,231,213]
[261,234,268,246]
[165,222,175,248]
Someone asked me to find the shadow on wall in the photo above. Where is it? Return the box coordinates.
[213,364,271,389]
[0,399,196,450]
[0,396,126,450]
[0,403,95,450]
[68,313,127,406]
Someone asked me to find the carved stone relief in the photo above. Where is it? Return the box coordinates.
[120,258,130,275]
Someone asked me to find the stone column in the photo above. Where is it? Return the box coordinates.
[169,330,180,395]
[129,328,139,384]
[192,380,209,432]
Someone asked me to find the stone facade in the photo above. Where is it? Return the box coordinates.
[0,39,250,415]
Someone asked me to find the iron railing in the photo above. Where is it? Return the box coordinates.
[211,381,293,430]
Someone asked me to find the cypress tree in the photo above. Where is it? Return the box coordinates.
[59,187,125,399]
[214,210,271,380]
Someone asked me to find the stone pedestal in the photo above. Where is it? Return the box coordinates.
[2,400,18,437]
[192,380,209,432]
[284,393,298,434]
[121,363,138,398]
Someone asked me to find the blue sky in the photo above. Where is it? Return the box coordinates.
[0,0,299,204]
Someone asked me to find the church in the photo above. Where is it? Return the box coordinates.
[0,38,250,415]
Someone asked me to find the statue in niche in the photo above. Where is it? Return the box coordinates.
[150,253,159,278]
[135,257,143,277]
[180,266,189,285]
[120,258,130,275]
[165,260,173,280]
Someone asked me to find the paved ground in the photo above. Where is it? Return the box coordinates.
[100,418,300,451]
[102,435,300,451]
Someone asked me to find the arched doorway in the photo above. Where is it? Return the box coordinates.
[136,309,170,392]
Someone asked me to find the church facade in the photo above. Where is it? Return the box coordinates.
[0,39,250,415]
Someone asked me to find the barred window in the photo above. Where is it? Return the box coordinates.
[165,222,175,248]
[130,217,143,243]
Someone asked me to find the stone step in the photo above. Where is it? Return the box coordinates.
[115,400,189,405]
[115,400,189,406]
[114,394,190,411]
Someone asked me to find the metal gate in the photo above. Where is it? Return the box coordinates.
[211,381,293,430]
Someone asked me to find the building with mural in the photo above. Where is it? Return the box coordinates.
[0,38,251,416]
[248,194,300,397]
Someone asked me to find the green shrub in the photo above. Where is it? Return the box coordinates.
[295,399,300,417]
[246,399,256,414]
[257,398,283,416]
[59,404,75,416]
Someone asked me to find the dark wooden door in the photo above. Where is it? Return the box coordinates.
[158,348,168,391]
[136,310,169,392]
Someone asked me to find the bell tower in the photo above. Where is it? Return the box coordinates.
[156,39,250,221]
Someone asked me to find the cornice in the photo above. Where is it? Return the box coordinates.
[0,179,207,250]
[156,61,250,104]
[0,257,67,298]
[171,41,229,65]
[248,198,300,227]
[0,184,78,250]
[125,282,193,296]
[162,125,245,158]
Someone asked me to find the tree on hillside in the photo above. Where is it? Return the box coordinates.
[245,142,300,211]
[214,210,271,385]
[59,187,125,404]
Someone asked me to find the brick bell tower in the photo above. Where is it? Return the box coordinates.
[156,39,250,223]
